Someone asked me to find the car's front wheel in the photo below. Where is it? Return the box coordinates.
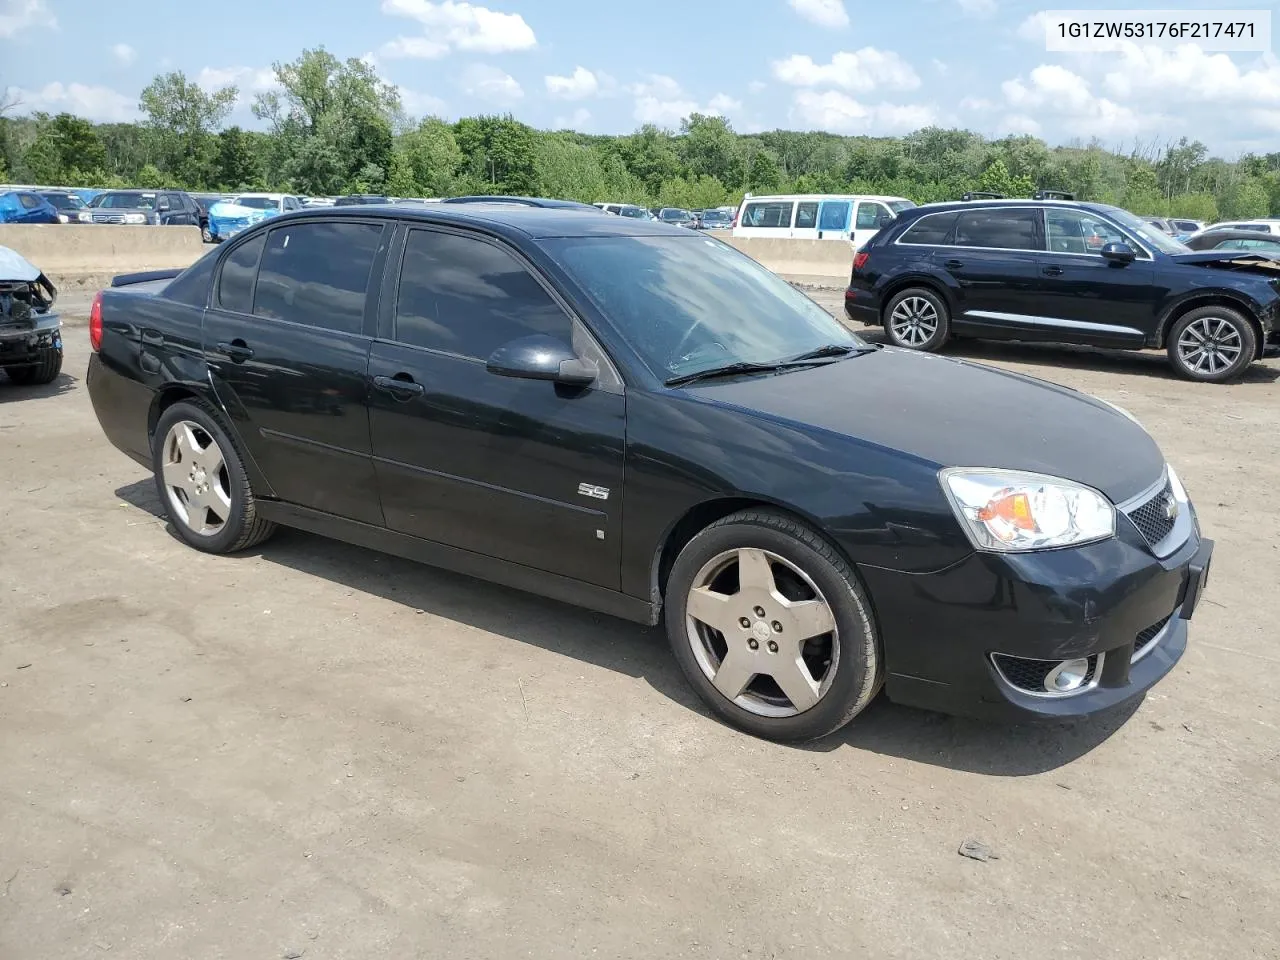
[665,510,882,742]
[4,345,63,385]
[883,287,950,351]
[152,400,276,554]
[200,223,213,243]
[1167,306,1256,383]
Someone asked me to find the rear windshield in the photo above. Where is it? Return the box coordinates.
[235,197,280,210]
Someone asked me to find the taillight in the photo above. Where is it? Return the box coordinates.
[853,251,869,270]
[89,291,103,351]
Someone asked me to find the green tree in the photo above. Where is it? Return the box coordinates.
[976,158,1034,197]
[535,135,607,200]
[215,126,258,189]
[454,115,538,194]
[1220,178,1270,219]
[616,125,681,195]
[385,149,418,197]
[1168,192,1218,223]
[399,117,463,196]
[746,150,782,193]
[140,71,238,186]
[680,114,744,187]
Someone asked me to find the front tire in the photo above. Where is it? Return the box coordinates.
[200,223,214,243]
[1167,306,1256,383]
[152,399,276,554]
[883,287,950,351]
[665,510,882,742]
[4,345,63,385]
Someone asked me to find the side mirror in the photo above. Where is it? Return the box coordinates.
[877,213,894,228]
[157,198,171,212]
[486,334,596,386]
[1100,242,1135,265]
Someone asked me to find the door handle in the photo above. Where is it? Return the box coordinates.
[217,339,254,362]
[1042,265,1064,276]
[373,374,425,399]
[944,258,964,269]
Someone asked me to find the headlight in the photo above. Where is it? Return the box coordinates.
[77,211,92,223]
[124,213,147,224]
[57,214,69,223]
[940,468,1115,552]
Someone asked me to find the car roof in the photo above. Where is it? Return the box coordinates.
[263,204,690,239]
[442,195,598,210]
[911,198,1108,214]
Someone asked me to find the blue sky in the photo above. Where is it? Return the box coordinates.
[2,0,1279,154]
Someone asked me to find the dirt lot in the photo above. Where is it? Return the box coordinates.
[2,295,1278,960]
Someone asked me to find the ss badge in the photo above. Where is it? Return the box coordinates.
[577,483,610,501]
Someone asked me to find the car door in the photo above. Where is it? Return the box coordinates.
[1034,208,1158,347]
[941,207,1045,338]
[852,200,892,249]
[17,193,49,224]
[366,225,626,589]
[202,219,390,526]
[813,200,850,241]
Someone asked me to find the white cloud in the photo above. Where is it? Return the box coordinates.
[461,63,523,103]
[959,96,994,111]
[111,43,136,65]
[4,82,135,122]
[380,0,535,58]
[790,90,933,133]
[1001,64,1149,137]
[553,107,591,129]
[1001,114,1041,135]
[787,0,848,29]
[1016,12,1053,42]
[399,88,448,116]
[545,66,598,100]
[772,49,921,93]
[197,65,279,110]
[748,80,767,93]
[956,0,995,17]
[630,75,740,126]
[1101,45,1280,104]
[0,0,55,38]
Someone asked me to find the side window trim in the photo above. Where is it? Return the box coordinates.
[382,221,625,390]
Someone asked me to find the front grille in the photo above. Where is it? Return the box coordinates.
[1132,615,1172,661]
[1125,479,1177,548]
[92,213,125,224]
[992,653,1100,694]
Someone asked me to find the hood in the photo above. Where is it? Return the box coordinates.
[209,201,276,222]
[684,347,1165,504]
[0,245,41,282]
[1169,250,1280,267]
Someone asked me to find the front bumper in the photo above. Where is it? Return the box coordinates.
[859,515,1214,721]
[0,315,62,367]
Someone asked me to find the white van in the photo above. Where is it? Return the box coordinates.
[732,194,916,247]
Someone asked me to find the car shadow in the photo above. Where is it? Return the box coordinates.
[114,477,1137,776]
[0,370,79,401]
[857,329,1280,384]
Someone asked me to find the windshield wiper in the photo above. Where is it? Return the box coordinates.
[664,361,792,386]
[782,343,875,362]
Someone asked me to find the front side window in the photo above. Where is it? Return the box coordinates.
[855,202,890,230]
[394,230,572,359]
[252,222,383,334]
[953,209,1042,251]
[217,234,265,314]
[741,202,793,229]
[18,193,40,210]
[1045,209,1131,255]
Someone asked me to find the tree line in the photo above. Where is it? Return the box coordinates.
[2,47,1279,222]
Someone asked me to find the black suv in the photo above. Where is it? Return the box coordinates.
[845,198,1280,382]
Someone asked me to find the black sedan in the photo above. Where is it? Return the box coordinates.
[1183,228,1280,253]
[85,206,1213,742]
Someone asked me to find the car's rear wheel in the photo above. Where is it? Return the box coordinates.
[1167,306,1256,383]
[883,288,950,351]
[152,400,275,554]
[665,510,882,742]
[4,345,63,385]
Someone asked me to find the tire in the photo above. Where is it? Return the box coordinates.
[200,223,213,243]
[1166,306,1257,383]
[664,509,882,743]
[5,345,63,385]
[151,399,276,554]
[883,287,950,352]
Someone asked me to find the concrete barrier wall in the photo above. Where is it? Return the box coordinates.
[0,224,206,291]
[721,237,855,280]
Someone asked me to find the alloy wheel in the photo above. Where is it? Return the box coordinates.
[889,296,939,347]
[1177,317,1243,376]
[685,548,840,718]
[161,420,232,537]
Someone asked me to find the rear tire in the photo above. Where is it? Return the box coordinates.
[152,399,276,554]
[4,345,63,385]
[883,287,950,352]
[1167,306,1256,383]
[665,509,882,743]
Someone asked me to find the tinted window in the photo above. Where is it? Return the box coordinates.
[1238,223,1269,233]
[217,234,265,314]
[19,193,40,210]
[819,201,849,230]
[1045,209,1129,255]
[742,201,793,228]
[855,202,890,230]
[953,209,1041,251]
[166,249,218,307]
[1172,220,1199,232]
[252,222,382,334]
[898,212,957,245]
[394,230,571,359]
[795,202,818,229]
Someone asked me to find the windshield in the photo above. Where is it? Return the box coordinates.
[702,211,730,222]
[44,194,84,210]
[889,200,916,213]
[98,192,156,209]
[235,196,281,210]
[1100,205,1190,255]
[660,209,689,221]
[618,206,650,219]
[542,235,861,379]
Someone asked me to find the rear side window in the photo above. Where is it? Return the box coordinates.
[741,202,793,228]
[394,229,571,360]
[818,201,850,231]
[954,209,1042,251]
[217,234,265,314]
[253,222,383,334]
[898,212,957,245]
[166,250,218,307]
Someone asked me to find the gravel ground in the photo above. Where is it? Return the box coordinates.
[1,298,1278,960]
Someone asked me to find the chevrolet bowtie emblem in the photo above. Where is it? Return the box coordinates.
[1162,494,1178,521]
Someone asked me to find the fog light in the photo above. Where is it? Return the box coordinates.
[1044,658,1090,693]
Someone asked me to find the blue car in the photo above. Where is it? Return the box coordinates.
[0,191,60,225]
